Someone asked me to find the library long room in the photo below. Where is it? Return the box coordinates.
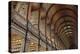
[9,1,78,53]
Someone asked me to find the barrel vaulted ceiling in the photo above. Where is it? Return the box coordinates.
[30,3,78,49]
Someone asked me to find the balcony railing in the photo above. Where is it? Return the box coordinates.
[11,9,56,50]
